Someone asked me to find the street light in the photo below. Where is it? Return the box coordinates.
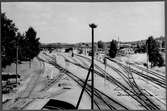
[89,23,97,110]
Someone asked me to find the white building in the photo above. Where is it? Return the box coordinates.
[118,48,134,55]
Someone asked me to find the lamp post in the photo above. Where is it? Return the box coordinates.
[89,23,97,110]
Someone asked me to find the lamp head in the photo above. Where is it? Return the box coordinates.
[89,23,97,28]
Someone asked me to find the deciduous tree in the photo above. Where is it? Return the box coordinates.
[25,27,40,67]
[146,36,164,67]
[1,13,18,68]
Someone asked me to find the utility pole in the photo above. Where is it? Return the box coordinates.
[16,37,19,85]
[118,36,119,49]
[16,33,21,85]
[146,41,149,69]
[104,57,106,85]
[146,40,149,79]
[89,23,97,110]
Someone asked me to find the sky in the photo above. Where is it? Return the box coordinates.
[2,2,165,43]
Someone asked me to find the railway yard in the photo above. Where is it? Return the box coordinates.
[2,51,166,110]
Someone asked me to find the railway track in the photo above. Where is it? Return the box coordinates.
[74,54,160,110]
[127,62,165,80]
[5,59,46,110]
[20,56,66,110]
[75,55,134,87]
[47,53,159,110]
[38,53,128,110]
[108,58,166,88]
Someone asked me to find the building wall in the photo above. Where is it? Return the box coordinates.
[118,48,134,55]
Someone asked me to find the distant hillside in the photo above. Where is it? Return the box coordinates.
[40,36,165,48]
[104,36,165,48]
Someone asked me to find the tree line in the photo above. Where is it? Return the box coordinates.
[97,39,118,58]
[1,13,40,68]
[97,36,164,67]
